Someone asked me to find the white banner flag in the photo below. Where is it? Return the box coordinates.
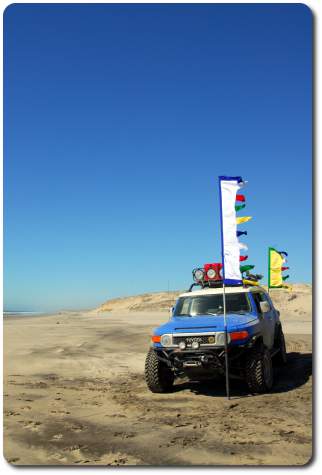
[219,176,244,285]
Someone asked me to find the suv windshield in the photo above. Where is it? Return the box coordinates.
[173,293,251,316]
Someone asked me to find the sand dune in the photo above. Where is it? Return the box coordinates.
[95,284,312,318]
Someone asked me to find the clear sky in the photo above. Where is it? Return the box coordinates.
[4,3,312,311]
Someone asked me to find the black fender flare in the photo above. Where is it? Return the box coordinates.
[274,322,283,346]
[248,334,270,352]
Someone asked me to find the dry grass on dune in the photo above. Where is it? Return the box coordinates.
[267,284,312,319]
[95,291,180,313]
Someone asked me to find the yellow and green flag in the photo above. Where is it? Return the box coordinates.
[268,247,290,288]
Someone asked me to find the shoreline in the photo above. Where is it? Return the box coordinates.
[3,309,312,335]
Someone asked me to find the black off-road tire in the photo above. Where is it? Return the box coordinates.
[274,326,287,365]
[145,349,174,393]
[246,347,273,394]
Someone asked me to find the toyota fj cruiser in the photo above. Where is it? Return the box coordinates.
[145,284,287,394]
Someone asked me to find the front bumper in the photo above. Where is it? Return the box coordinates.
[153,344,254,379]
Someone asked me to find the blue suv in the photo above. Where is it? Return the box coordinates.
[145,286,287,394]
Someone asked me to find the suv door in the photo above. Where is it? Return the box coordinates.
[252,291,276,348]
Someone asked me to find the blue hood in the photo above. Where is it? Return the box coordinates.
[154,313,258,335]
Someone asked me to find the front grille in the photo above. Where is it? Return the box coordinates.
[173,334,216,346]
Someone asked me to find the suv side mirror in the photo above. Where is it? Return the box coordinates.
[169,306,174,317]
[260,301,270,313]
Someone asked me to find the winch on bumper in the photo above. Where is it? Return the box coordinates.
[163,348,225,373]
[152,333,254,378]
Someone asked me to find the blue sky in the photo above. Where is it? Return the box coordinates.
[4,3,312,311]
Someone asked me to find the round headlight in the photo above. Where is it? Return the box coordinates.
[215,332,230,346]
[193,269,204,282]
[178,341,186,350]
[207,268,216,279]
[191,341,200,349]
[160,334,172,347]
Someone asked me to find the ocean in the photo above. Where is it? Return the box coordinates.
[3,311,45,317]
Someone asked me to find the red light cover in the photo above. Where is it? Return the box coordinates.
[204,263,223,281]
[230,331,249,341]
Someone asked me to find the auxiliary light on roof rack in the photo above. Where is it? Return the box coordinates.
[192,263,224,288]
[191,263,263,291]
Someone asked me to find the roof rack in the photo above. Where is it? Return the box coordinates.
[189,264,263,292]
[187,281,225,292]
[187,277,262,292]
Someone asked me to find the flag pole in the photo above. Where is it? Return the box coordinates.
[222,282,230,399]
[218,177,230,400]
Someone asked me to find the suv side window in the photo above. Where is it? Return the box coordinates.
[181,298,191,315]
[258,292,271,309]
[252,291,271,314]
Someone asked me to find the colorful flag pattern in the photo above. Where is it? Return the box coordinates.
[219,176,254,285]
[219,176,244,284]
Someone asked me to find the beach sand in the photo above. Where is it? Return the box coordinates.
[4,289,312,466]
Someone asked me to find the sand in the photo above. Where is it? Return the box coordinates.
[3,287,312,466]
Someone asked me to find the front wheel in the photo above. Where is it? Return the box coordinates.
[145,349,174,393]
[245,347,273,394]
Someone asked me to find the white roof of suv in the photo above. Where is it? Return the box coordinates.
[179,286,265,298]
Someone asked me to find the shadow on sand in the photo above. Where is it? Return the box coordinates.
[172,351,312,399]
